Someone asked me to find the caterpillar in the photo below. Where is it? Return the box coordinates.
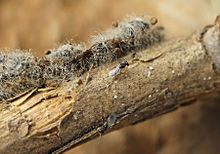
[88,15,164,67]
[0,50,43,100]
[43,43,86,86]
[0,15,165,102]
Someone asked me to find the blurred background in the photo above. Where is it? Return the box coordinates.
[0,0,220,154]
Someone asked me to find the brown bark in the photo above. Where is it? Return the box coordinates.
[0,17,220,154]
[66,95,220,154]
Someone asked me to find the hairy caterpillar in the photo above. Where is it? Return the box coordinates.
[0,50,43,100]
[43,43,86,86]
[0,15,165,102]
[88,16,164,67]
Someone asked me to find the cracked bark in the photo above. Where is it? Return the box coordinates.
[0,16,220,154]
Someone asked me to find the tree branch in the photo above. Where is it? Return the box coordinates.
[0,16,220,154]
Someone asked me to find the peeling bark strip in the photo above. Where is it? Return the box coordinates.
[0,16,220,154]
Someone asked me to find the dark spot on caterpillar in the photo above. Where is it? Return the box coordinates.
[45,50,52,55]
[112,21,119,28]
[150,17,158,25]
